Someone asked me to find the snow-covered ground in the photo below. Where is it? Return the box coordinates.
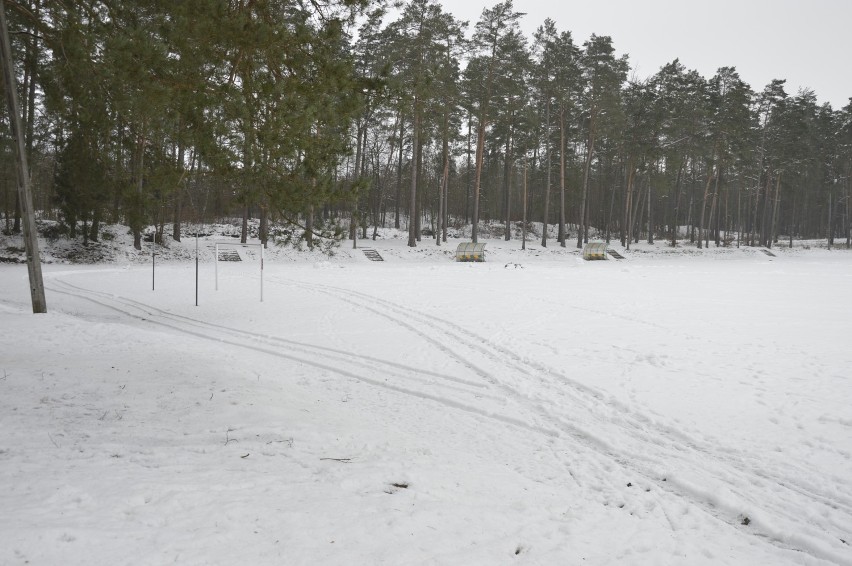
[1,232,851,565]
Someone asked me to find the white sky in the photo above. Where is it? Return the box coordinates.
[438,0,852,109]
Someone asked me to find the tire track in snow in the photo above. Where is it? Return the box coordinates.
[269,274,852,565]
[47,278,493,396]
[287,275,852,502]
[45,278,554,440]
[43,274,852,564]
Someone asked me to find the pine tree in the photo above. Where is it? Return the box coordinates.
[576,35,627,249]
[467,0,524,243]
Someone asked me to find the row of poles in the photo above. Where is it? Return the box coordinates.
[151,239,264,304]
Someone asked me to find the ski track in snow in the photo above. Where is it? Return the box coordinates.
[41,271,852,565]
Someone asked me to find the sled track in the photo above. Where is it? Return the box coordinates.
[45,274,852,565]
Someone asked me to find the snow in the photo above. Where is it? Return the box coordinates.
[2,231,852,565]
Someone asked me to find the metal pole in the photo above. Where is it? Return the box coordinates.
[0,1,45,313]
[214,243,218,290]
[152,252,155,290]
[260,244,264,302]
[195,231,198,306]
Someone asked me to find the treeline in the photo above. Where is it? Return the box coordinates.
[1,0,851,250]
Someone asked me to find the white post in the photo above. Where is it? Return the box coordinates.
[211,242,263,301]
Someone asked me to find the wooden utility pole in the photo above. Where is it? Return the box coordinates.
[0,0,46,313]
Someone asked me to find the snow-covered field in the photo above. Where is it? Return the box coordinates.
[2,235,851,565]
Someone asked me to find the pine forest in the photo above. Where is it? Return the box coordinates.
[2,0,852,251]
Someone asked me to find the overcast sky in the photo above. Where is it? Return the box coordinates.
[437,0,851,110]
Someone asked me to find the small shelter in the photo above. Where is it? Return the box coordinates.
[582,242,609,261]
[455,242,486,262]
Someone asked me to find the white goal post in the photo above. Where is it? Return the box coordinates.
[213,241,264,302]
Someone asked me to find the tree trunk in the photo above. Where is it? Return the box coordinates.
[372,162,383,241]
[12,192,20,233]
[442,154,449,243]
[132,133,145,251]
[89,208,101,242]
[789,195,795,249]
[750,170,764,246]
[3,170,10,231]
[622,163,635,249]
[707,170,720,248]
[697,163,715,249]
[541,101,551,247]
[687,159,697,243]
[671,160,684,246]
[465,110,472,224]
[156,199,165,245]
[770,172,782,248]
[408,102,419,247]
[577,117,595,249]
[647,164,654,244]
[558,109,566,246]
[827,190,833,249]
[394,109,404,229]
[736,182,742,247]
[305,204,314,250]
[522,159,528,250]
[351,117,364,246]
[437,116,449,247]
[631,178,644,244]
[472,116,487,244]
[172,190,183,242]
[172,145,188,242]
[360,121,369,241]
[503,114,513,242]
[760,171,773,246]
[415,122,423,242]
[605,178,615,244]
[241,206,248,244]
[846,181,851,248]
[259,204,268,248]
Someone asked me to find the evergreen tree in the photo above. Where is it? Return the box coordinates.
[467,0,524,243]
[576,35,627,249]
